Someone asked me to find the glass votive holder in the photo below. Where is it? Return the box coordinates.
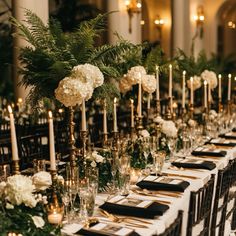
[130,168,142,185]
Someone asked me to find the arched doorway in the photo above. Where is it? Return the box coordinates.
[216,0,236,57]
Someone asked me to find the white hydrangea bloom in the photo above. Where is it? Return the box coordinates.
[119,75,132,93]
[92,151,104,163]
[126,66,146,85]
[201,70,217,89]
[142,74,156,94]
[140,129,150,138]
[32,216,45,228]
[161,120,178,138]
[4,175,37,208]
[187,76,202,90]
[188,119,196,127]
[153,116,164,124]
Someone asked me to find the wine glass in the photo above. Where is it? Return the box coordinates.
[167,137,177,162]
[153,150,166,176]
[142,137,151,175]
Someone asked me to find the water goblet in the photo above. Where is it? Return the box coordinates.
[153,151,166,176]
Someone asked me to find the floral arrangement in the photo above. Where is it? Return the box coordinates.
[201,70,217,89]
[55,63,104,107]
[0,172,60,235]
[187,75,202,90]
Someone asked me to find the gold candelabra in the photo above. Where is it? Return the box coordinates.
[12,159,20,175]
[155,99,161,117]
[80,130,88,167]
[227,100,232,115]
[189,103,194,119]
[68,106,77,168]
[135,115,143,137]
[165,97,172,120]
[130,127,136,140]
[218,99,223,113]
[50,169,58,184]
[102,132,108,147]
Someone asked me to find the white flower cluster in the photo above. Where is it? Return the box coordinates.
[201,70,217,89]
[86,151,104,167]
[119,66,156,94]
[187,76,202,90]
[188,119,196,127]
[140,129,150,138]
[161,120,178,138]
[0,172,52,209]
[55,63,104,107]
[153,116,164,124]
[209,109,218,121]
[141,75,156,94]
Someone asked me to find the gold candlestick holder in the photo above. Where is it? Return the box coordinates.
[102,132,108,147]
[50,169,58,185]
[227,100,232,115]
[112,131,119,151]
[136,116,143,137]
[181,107,186,121]
[155,99,161,117]
[165,97,172,120]
[218,99,223,113]
[189,103,194,119]
[80,130,88,166]
[130,127,136,140]
[208,101,211,113]
[68,106,77,168]
[202,112,208,136]
[12,159,20,175]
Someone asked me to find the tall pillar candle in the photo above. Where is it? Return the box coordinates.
[218,74,222,100]
[228,74,232,101]
[204,81,207,108]
[208,83,211,103]
[182,71,186,108]
[190,77,194,105]
[156,65,160,100]
[81,99,87,131]
[8,106,19,161]
[113,98,118,132]
[130,99,134,128]
[103,99,107,134]
[137,81,142,117]
[48,111,56,171]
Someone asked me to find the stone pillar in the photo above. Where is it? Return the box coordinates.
[12,0,49,102]
[108,0,141,45]
[172,0,190,55]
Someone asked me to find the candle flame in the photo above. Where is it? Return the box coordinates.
[169,64,172,69]
[114,97,117,103]
[183,70,186,75]
[190,77,193,82]
[48,111,53,119]
[155,65,159,71]
[218,74,222,79]
[204,80,207,85]
[234,77,236,81]
[8,105,12,114]
[17,98,23,103]
[58,108,63,113]
[228,74,232,79]
[130,98,134,104]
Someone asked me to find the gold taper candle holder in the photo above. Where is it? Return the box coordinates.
[80,130,88,166]
[165,97,172,120]
[155,99,161,116]
[102,132,108,147]
[208,101,211,113]
[112,131,119,151]
[130,127,136,140]
[50,169,57,184]
[202,112,208,136]
[227,100,232,115]
[189,103,194,119]
[218,99,223,113]
[68,106,77,168]
[12,159,20,175]
[136,116,143,137]
[181,107,187,121]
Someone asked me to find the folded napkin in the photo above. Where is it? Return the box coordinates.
[136,175,189,192]
[191,147,227,157]
[99,195,169,219]
[171,158,216,170]
[219,132,236,139]
[77,222,140,236]
[206,138,236,147]
[232,128,236,132]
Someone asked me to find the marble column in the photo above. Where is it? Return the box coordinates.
[108,0,141,44]
[12,0,49,101]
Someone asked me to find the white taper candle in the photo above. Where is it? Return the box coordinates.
[113,98,118,132]
[228,74,232,101]
[156,65,160,100]
[48,111,56,171]
[81,99,87,131]
[182,71,186,108]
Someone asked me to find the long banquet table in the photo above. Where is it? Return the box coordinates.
[62,137,236,236]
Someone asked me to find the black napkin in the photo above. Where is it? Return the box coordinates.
[136,178,189,192]
[99,201,169,219]
[232,128,236,132]
[191,148,227,157]
[219,132,236,139]
[206,139,236,147]
[171,160,216,170]
[77,224,140,236]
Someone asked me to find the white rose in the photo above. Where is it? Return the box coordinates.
[6,202,14,209]
[0,181,6,198]
[126,66,146,85]
[91,161,97,168]
[32,216,45,228]
[153,116,164,124]
[141,74,156,94]
[188,119,196,127]
[92,151,104,163]
[187,76,202,90]
[161,120,177,138]
[140,129,150,138]
[32,171,52,191]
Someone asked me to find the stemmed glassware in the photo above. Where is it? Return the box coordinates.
[167,137,177,162]
[142,137,151,175]
[153,150,166,176]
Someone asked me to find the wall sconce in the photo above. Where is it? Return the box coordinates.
[228,21,236,29]
[154,15,165,42]
[193,5,204,38]
[125,0,142,33]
